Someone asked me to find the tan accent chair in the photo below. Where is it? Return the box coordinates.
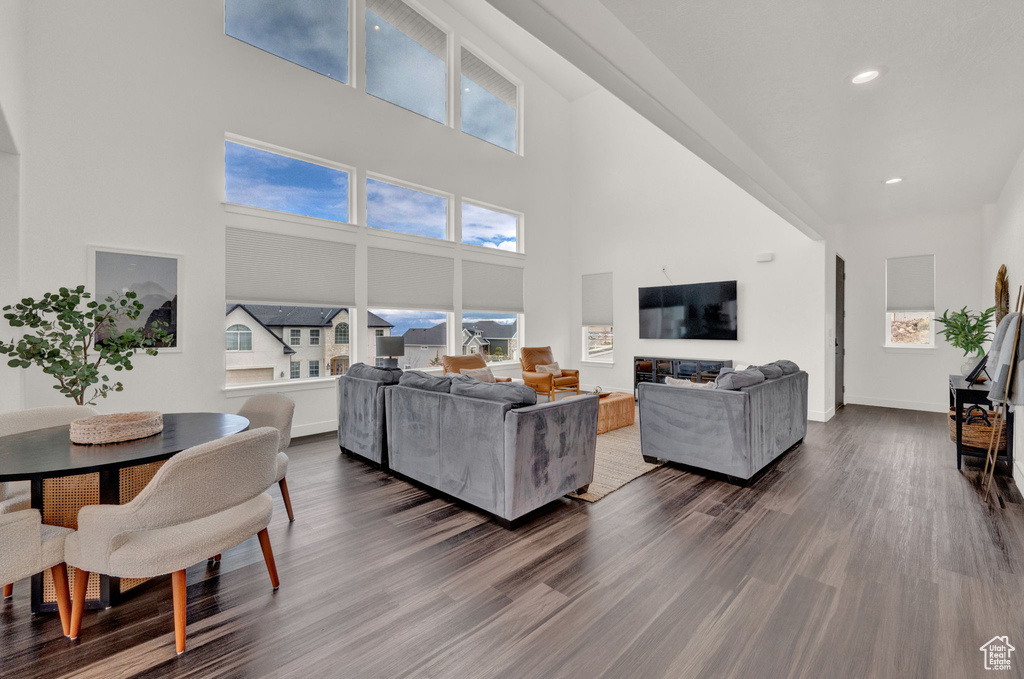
[238,394,296,521]
[521,347,580,400]
[441,354,512,382]
[0,509,73,635]
[0,405,97,597]
[65,428,282,654]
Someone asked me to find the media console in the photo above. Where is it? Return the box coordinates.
[633,356,733,397]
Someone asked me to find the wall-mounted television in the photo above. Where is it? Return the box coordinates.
[639,280,738,340]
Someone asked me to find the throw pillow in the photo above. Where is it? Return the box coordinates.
[398,370,452,393]
[450,374,538,407]
[772,360,800,375]
[461,366,496,383]
[346,362,403,384]
[755,364,784,380]
[665,376,716,389]
[535,362,563,377]
[715,368,766,390]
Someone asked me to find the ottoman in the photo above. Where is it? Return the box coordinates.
[568,392,634,434]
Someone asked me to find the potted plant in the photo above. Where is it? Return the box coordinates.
[1,285,172,406]
[935,306,996,375]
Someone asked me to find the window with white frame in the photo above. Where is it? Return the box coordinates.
[309,328,321,346]
[225,324,253,351]
[365,0,447,124]
[289,329,302,346]
[366,177,448,240]
[582,273,614,362]
[461,202,518,252]
[462,312,518,362]
[225,140,351,223]
[290,362,301,379]
[460,46,517,153]
[335,322,349,344]
[369,309,447,369]
[885,255,935,348]
[226,0,350,84]
[308,359,320,378]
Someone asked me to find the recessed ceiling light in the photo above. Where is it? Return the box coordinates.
[851,70,880,84]
[374,25,380,30]
[883,177,904,185]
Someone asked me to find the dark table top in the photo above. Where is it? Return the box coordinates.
[0,412,249,482]
[949,374,992,392]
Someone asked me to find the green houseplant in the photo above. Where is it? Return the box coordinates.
[935,306,996,374]
[0,285,172,406]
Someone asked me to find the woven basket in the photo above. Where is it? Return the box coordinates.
[70,412,163,445]
[947,407,1006,451]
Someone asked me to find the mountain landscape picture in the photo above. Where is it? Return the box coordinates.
[94,250,178,347]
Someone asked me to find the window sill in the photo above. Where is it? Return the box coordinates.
[224,202,359,233]
[581,360,616,367]
[223,376,338,397]
[883,346,936,354]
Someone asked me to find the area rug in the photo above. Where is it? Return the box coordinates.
[568,416,664,502]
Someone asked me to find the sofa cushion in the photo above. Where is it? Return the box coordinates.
[399,370,453,393]
[755,364,785,380]
[450,374,538,407]
[665,376,716,389]
[715,368,766,390]
[346,362,403,384]
[461,366,496,383]
[772,360,800,375]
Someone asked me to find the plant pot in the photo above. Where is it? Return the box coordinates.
[960,353,984,376]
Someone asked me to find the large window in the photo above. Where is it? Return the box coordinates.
[885,255,935,348]
[369,308,447,369]
[226,0,350,84]
[366,177,448,240]
[365,0,447,123]
[225,324,253,351]
[463,312,518,362]
[225,141,350,223]
[581,273,614,362]
[461,202,517,252]
[584,326,614,361]
[460,47,517,152]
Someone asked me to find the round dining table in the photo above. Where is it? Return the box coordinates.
[0,412,248,613]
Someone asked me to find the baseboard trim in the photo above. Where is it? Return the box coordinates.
[844,396,947,413]
[292,420,338,438]
[1015,460,1023,485]
[808,410,828,423]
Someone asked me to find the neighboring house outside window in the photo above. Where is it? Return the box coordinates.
[308,360,320,378]
[226,324,253,351]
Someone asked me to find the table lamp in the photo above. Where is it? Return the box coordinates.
[376,336,405,369]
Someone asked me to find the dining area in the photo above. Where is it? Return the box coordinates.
[0,395,297,656]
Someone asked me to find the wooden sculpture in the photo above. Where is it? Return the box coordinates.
[996,265,1010,325]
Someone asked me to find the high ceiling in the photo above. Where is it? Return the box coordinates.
[486,0,1024,233]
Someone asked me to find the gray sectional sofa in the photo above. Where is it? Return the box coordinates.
[638,370,808,481]
[384,375,599,527]
[337,366,401,467]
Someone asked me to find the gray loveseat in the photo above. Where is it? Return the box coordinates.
[338,366,401,467]
[384,379,599,527]
[638,371,808,481]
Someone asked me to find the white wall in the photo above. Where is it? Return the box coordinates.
[566,90,829,420]
[12,0,573,435]
[843,208,985,412]
[983,147,1024,481]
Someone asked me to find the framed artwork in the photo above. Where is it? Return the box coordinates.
[90,247,181,350]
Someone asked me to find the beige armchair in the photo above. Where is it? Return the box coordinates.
[0,510,73,635]
[238,394,296,521]
[65,427,283,654]
[441,354,512,382]
[520,346,580,400]
[0,405,97,597]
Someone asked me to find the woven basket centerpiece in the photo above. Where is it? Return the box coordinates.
[70,412,163,445]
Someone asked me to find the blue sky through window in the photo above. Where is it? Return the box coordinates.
[462,203,517,251]
[366,178,447,239]
[225,142,350,222]
[461,75,517,152]
[226,0,349,84]
[365,11,446,124]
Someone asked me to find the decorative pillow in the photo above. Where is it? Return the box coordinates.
[535,363,562,377]
[398,370,452,393]
[450,374,538,407]
[772,360,800,375]
[461,366,496,383]
[715,368,766,391]
[755,364,784,380]
[665,376,716,389]
[346,362,403,384]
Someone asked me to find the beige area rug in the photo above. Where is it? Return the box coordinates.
[568,415,664,502]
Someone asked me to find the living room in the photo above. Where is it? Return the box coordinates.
[2,1,1023,677]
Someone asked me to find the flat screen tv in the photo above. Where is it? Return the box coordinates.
[639,280,738,340]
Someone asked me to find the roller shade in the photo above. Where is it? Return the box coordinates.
[226,227,355,306]
[461,47,516,107]
[886,255,935,312]
[367,0,446,59]
[462,260,524,313]
[582,272,614,326]
[367,247,454,310]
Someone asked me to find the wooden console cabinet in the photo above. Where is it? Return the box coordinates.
[633,356,733,397]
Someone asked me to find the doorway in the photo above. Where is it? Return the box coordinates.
[835,255,845,411]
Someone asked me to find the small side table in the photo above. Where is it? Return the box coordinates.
[949,374,1014,471]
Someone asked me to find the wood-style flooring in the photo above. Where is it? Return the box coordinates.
[2,405,1023,678]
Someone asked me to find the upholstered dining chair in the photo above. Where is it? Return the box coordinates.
[0,405,97,598]
[65,427,282,654]
[441,354,512,382]
[520,346,580,400]
[237,394,296,521]
[0,509,73,635]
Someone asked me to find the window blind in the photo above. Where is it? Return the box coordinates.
[367,0,446,59]
[462,260,524,313]
[461,47,516,107]
[886,255,935,311]
[367,247,454,310]
[582,272,614,326]
[226,227,356,306]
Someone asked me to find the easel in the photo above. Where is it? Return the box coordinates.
[983,286,1023,501]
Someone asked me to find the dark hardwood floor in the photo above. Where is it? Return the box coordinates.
[2,405,1023,678]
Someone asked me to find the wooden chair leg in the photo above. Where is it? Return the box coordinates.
[256,528,280,590]
[278,477,295,522]
[3,583,12,598]
[171,569,187,654]
[69,568,89,640]
[51,564,72,637]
